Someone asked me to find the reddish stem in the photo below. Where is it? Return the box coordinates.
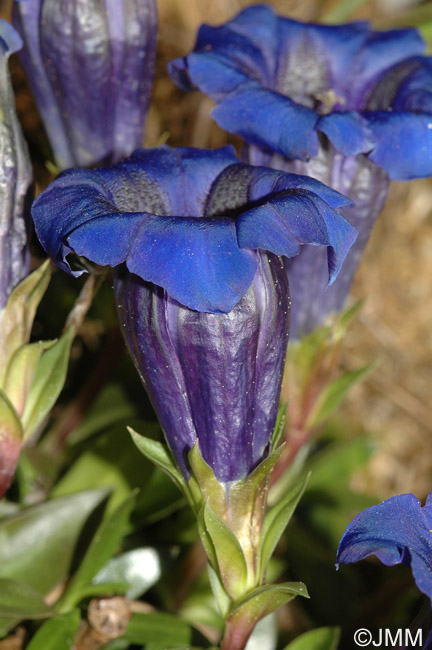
[0,436,21,498]
[220,617,255,650]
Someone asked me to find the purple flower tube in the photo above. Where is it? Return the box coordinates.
[13,0,157,169]
[31,146,355,482]
[169,5,432,337]
[0,20,32,309]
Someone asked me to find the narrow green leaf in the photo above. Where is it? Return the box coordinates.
[337,299,364,332]
[3,340,55,416]
[196,506,218,571]
[22,329,74,438]
[306,364,373,428]
[57,492,136,611]
[324,0,369,22]
[0,388,23,443]
[0,489,108,596]
[52,422,158,516]
[0,579,53,618]
[26,611,81,650]
[260,474,310,581]
[0,261,51,379]
[272,402,288,450]
[306,438,373,491]
[282,626,341,650]
[207,564,231,618]
[203,504,248,600]
[122,612,191,645]
[228,582,309,627]
[129,428,185,489]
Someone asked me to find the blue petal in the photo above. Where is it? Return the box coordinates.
[275,19,370,103]
[168,7,274,101]
[348,27,425,107]
[243,166,352,209]
[126,216,257,313]
[67,213,144,267]
[0,19,22,55]
[212,83,319,161]
[169,39,264,102]
[317,111,375,155]
[391,57,432,113]
[365,111,432,180]
[114,146,239,216]
[31,169,119,275]
[337,493,432,603]
[236,189,357,283]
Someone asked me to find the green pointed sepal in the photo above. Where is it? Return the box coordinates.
[128,428,189,496]
[221,582,309,650]
[129,430,309,625]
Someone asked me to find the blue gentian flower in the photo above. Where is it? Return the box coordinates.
[337,493,432,603]
[169,5,432,336]
[0,20,32,308]
[13,0,157,169]
[31,146,356,481]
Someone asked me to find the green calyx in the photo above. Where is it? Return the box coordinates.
[130,430,309,620]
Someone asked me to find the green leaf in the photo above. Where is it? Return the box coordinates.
[122,612,191,645]
[324,0,369,22]
[282,626,341,650]
[0,579,53,618]
[57,492,136,611]
[259,474,309,581]
[93,548,161,599]
[196,506,219,572]
[22,329,74,439]
[3,341,55,417]
[306,364,373,428]
[52,422,158,515]
[306,438,373,491]
[272,402,288,450]
[0,489,108,595]
[65,383,137,446]
[203,504,248,600]
[228,582,308,627]
[207,564,231,619]
[0,261,51,381]
[0,387,23,442]
[26,611,81,650]
[129,428,185,490]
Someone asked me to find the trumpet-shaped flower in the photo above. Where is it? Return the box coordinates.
[31,146,355,480]
[13,0,157,169]
[169,6,432,336]
[337,493,432,603]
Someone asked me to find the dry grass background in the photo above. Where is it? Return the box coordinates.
[1,0,432,499]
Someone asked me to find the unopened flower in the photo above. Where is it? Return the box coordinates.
[169,6,432,336]
[31,146,355,481]
[0,19,32,309]
[13,0,157,169]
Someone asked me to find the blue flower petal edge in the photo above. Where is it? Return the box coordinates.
[31,146,356,313]
[337,493,432,603]
[169,4,432,180]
